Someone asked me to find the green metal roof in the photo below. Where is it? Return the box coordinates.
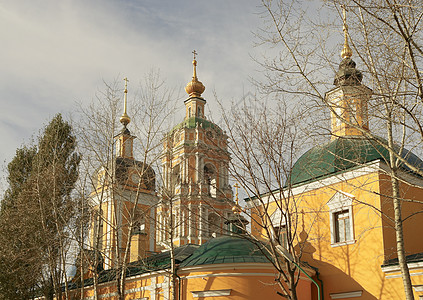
[126,244,200,276]
[68,238,270,291]
[180,236,270,267]
[171,116,223,133]
[287,136,423,186]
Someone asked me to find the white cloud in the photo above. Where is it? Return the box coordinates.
[0,0,262,189]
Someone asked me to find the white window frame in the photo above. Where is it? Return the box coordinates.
[270,209,289,248]
[327,191,355,247]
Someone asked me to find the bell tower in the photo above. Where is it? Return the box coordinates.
[325,7,372,139]
[90,78,158,270]
[157,52,235,249]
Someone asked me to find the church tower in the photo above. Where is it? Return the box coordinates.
[90,78,158,269]
[156,52,235,249]
[325,8,372,139]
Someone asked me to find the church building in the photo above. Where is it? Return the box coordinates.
[70,20,423,300]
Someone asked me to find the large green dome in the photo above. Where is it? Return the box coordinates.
[287,137,423,186]
[180,236,269,267]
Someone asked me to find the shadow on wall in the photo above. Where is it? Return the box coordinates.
[310,259,378,300]
[294,229,379,300]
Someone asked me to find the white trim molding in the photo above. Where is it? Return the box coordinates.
[330,290,363,299]
[191,289,231,298]
[327,191,355,246]
[246,160,423,208]
[382,261,423,273]
[413,285,423,292]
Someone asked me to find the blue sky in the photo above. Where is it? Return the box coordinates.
[0,0,263,186]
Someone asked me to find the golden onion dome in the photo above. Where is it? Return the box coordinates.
[185,59,205,97]
[232,203,243,215]
[120,113,130,127]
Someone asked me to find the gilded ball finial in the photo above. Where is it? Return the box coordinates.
[185,50,205,97]
[120,77,131,127]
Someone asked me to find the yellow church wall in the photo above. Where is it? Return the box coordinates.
[251,167,423,299]
[90,197,155,268]
[117,202,152,263]
[378,173,423,260]
[298,172,387,299]
[252,170,407,299]
[179,266,312,300]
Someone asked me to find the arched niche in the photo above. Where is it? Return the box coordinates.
[208,212,220,237]
[204,163,217,198]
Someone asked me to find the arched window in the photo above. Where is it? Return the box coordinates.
[172,164,181,188]
[93,208,104,249]
[132,209,146,235]
[204,164,217,198]
[208,213,220,237]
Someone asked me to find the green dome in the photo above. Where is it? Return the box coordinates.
[180,236,269,267]
[287,137,423,186]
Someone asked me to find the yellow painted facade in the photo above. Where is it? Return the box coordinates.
[248,44,423,299]
[251,166,423,299]
[75,50,423,300]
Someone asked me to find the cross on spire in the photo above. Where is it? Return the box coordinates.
[340,4,352,59]
[120,77,131,127]
[234,182,240,204]
[192,50,198,60]
[123,77,129,115]
[124,77,129,92]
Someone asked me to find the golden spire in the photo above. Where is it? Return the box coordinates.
[232,183,243,214]
[341,5,352,59]
[192,50,198,80]
[185,50,205,97]
[120,77,131,127]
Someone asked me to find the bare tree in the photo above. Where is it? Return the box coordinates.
[74,71,177,300]
[255,1,423,299]
[217,93,315,299]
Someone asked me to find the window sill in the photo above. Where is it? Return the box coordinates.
[331,239,356,248]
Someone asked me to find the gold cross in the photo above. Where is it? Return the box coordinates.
[234,182,240,204]
[122,77,129,118]
[192,50,198,60]
[341,4,347,32]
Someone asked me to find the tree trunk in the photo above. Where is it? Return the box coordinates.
[392,176,414,300]
[387,115,414,300]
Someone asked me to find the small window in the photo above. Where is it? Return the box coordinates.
[132,210,146,235]
[327,191,355,246]
[204,164,217,198]
[208,213,220,237]
[334,210,351,243]
[274,225,288,248]
[335,106,342,127]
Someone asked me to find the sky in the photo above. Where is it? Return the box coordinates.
[0,0,264,187]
